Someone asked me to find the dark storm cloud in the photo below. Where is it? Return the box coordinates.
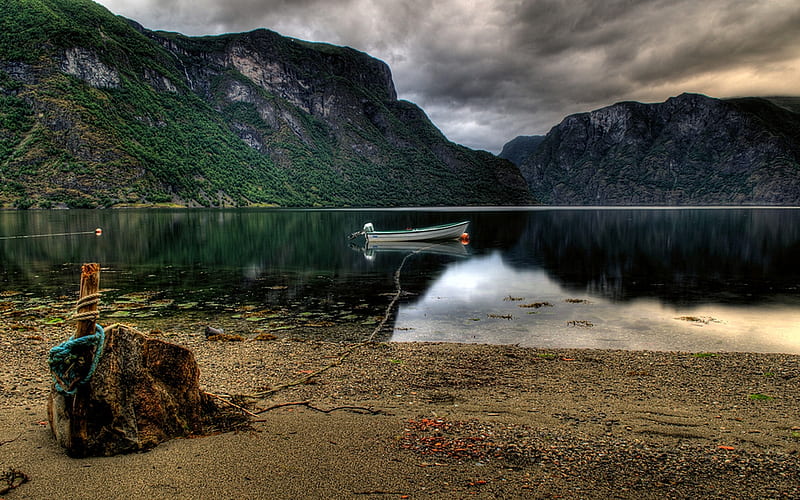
[96,0,800,153]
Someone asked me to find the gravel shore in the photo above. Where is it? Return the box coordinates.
[2,316,799,499]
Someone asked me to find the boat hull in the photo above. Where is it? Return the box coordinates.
[364,221,469,243]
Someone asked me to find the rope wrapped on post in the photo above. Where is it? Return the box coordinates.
[48,292,105,396]
[71,292,100,322]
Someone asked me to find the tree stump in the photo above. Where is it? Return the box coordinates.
[48,324,207,457]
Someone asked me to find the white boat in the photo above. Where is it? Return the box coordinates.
[351,220,470,243]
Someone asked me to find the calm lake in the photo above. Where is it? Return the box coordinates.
[2,207,799,354]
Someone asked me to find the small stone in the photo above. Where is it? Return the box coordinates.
[204,326,224,337]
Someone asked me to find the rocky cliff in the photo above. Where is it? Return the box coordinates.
[498,135,545,167]
[516,93,800,205]
[0,0,531,208]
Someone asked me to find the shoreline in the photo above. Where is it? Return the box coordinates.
[2,321,800,498]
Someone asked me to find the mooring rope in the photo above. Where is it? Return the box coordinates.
[48,293,104,395]
[364,248,419,342]
[71,293,101,322]
[48,324,106,395]
[0,229,101,240]
[248,244,435,400]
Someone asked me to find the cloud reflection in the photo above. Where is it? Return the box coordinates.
[392,253,800,354]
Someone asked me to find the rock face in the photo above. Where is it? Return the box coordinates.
[498,135,545,166]
[517,93,800,205]
[0,0,531,208]
[60,47,120,89]
[48,325,206,457]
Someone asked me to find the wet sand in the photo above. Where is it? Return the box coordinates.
[2,322,800,498]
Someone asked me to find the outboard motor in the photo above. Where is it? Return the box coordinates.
[349,222,374,240]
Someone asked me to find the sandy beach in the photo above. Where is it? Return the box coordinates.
[2,317,799,499]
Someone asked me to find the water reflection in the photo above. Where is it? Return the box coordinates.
[352,240,471,260]
[505,208,800,305]
[391,252,800,354]
[2,208,800,352]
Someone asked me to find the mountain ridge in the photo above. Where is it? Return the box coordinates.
[513,93,800,205]
[498,135,545,166]
[0,0,532,208]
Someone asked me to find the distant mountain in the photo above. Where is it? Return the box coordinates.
[516,93,800,205]
[0,0,532,208]
[498,135,545,166]
[764,96,800,114]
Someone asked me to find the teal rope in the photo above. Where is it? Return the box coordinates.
[48,324,105,395]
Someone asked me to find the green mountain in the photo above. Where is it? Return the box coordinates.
[0,0,532,208]
[515,93,800,205]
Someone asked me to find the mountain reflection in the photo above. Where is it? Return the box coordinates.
[1,207,799,312]
[502,209,800,305]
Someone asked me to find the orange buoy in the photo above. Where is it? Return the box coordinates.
[460,232,470,244]
[95,228,103,236]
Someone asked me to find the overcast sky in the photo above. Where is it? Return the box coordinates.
[94,0,800,153]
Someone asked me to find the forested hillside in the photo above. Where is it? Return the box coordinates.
[0,0,531,208]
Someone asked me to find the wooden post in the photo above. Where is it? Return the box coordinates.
[75,263,100,338]
[66,263,101,391]
[59,263,101,452]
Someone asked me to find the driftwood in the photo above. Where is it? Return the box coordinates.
[47,263,207,457]
[48,324,207,457]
